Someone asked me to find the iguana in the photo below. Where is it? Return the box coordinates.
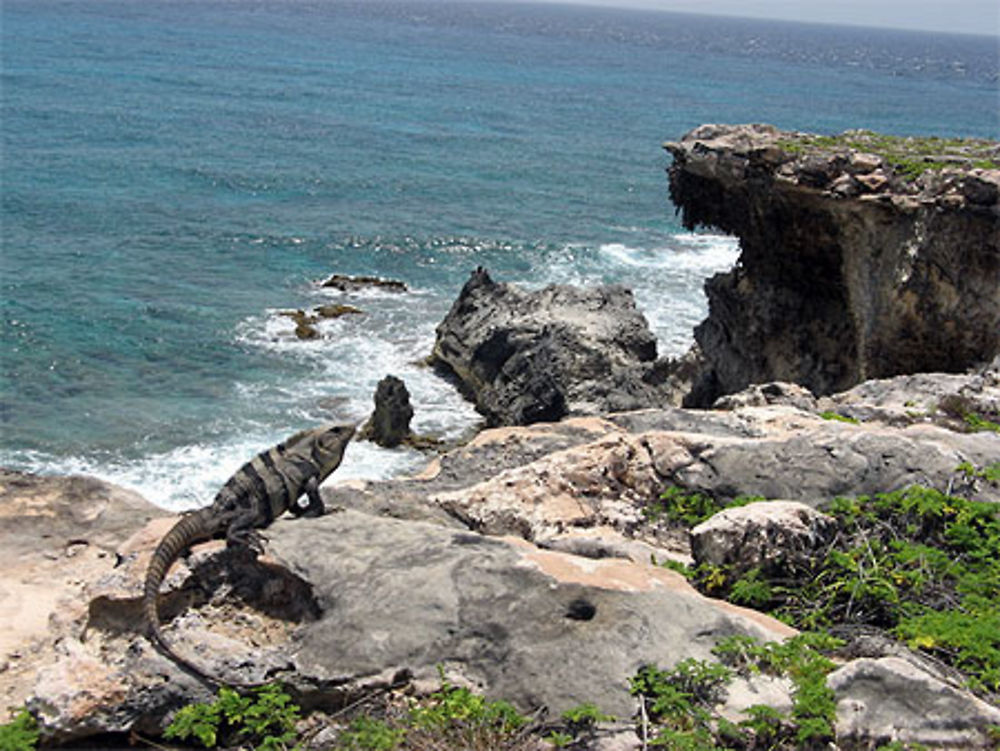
[143,423,355,682]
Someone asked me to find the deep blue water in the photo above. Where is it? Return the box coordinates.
[2,0,997,508]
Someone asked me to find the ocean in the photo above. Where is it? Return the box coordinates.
[2,0,997,510]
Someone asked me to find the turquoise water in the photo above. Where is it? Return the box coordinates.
[2,1,997,509]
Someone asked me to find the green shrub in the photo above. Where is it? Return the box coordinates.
[645,486,721,526]
[164,683,301,750]
[645,487,762,528]
[630,634,842,750]
[964,413,1000,433]
[336,716,404,751]
[694,486,1000,695]
[560,702,614,731]
[0,709,38,751]
[955,461,1000,484]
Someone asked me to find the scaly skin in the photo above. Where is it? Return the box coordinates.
[143,423,355,684]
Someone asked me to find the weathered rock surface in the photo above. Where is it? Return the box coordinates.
[666,123,1000,404]
[7,370,999,745]
[272,512,793,716]
[26,506,795,742]
[358,375,415,448]
[429,268,678,426]
[0,471,165,710]
[690,501,838,578]
[820,357,1000,431]
[829,657,1000,748]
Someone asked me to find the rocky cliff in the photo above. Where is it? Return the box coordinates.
[666,124,1000,405]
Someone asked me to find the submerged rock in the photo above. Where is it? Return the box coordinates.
[318,273,407,293]
[314,303,363,318]
[665,123,1000,404]
[429,268,678,426]
[280,309,321,340]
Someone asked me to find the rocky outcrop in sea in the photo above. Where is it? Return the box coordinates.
[428,267,682,426]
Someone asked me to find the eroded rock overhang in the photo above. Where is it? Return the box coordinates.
[665,123,1000,404]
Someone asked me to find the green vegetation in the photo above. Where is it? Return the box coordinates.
[956,461,1000,484]
[818,410,859,424]
[559,702,614,730]
[164,683,301,750]
[645,486,762,528]
[336,717,405,751]
[776,130,999,181]
[964,412,1000,433]
[0,709,39,751]
[628,635,842,749]
[692,485,1000,695]
[333,675,537,751]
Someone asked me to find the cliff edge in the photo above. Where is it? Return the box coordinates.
[666,123,1000,405]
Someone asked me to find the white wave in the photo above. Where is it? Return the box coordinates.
[598,233,740,272]
[1,430,437,514]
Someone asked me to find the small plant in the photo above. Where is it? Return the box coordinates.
[629,659,731,748]
[164,683,301,750]
[964,412,1000,433]
[645,486,722,526]
[400,675,535,750]
[740,704,787,744]
[819,410,859,424]
[544,730,573,747]
[337,716,404,751]
[727,567,773,608]
[657,557,695,578]
[409,680,527,735]
[955,461,1000,484]
[560,702,614,731]
[0,709,39,751]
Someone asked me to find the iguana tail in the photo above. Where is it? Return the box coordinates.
[143,508,220,683]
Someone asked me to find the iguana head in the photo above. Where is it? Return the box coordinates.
[313,422,356,481]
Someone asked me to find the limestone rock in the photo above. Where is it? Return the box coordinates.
[828,656,1000,749]
[712,382,818,411]
[0,471,164,711]
[359,375,415,448]
[8,369,1000,744]
[690,501,838,577]
[429,268,676,426]
[270,511,796,719]
[665,123,1000,404]
[30,510,795,740]
[821,366,1000,430]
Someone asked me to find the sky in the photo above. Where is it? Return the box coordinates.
[539,0,1000,36]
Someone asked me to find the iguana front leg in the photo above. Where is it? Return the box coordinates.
[225,507,267,555]
[291,476,325,518]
